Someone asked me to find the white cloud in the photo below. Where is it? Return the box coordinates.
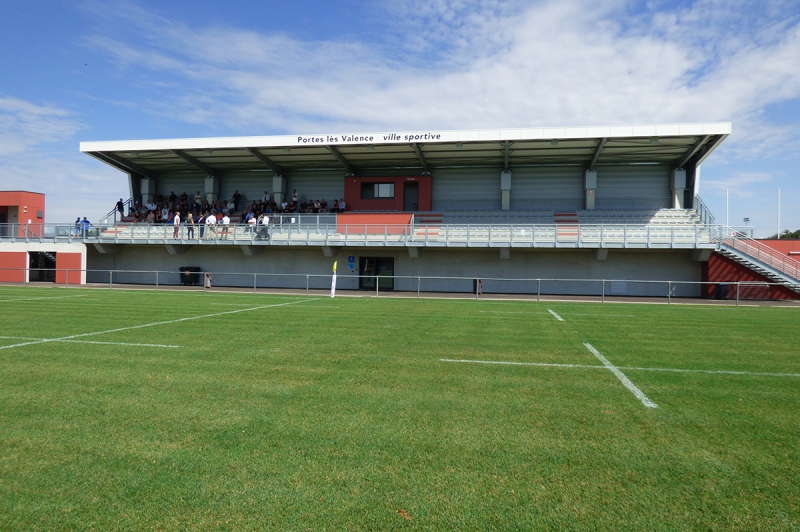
[0,96,125,222]
[79,0,800,158]
[0,97,84,156]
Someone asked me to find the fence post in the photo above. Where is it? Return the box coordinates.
[668,281,671,304]
[736,282,740,306]
[109,270,113,289]
[537,279,541,302]
[65,269,69,287]
[254,273,257,294]
[376,275,379,298]
[156,271,159,290]
[417,276,420,298]
[306,275,309,296]
[602,280,605,303]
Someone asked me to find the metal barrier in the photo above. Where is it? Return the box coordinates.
[2,267,798,305]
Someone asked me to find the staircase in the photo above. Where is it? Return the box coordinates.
[717,240,800,295]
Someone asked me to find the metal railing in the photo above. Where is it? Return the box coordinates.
[694,194,715,225]
[2,267,797,305]
[1,222,722,249]
[712,227,800,281]
[100,198,133,225]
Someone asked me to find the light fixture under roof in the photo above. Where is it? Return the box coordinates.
[551,140,559,147]
[456,142,463,149]
[367,145,374,152]
[130,151,139,158]
[650,137,659,145]
[204,149,214,155]
[283,147,291,154]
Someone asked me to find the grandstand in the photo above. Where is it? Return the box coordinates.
[1,123,799,298]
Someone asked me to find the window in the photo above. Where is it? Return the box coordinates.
[360,182,394,199]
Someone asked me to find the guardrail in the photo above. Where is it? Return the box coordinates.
[712,226,800,281]
[1,222,722,249]
[2,267,797,304]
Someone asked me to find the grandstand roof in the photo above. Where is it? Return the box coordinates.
[80,122,730,177]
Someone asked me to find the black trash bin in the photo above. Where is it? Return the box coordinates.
[179,266,202,286]
[715,282,729,300]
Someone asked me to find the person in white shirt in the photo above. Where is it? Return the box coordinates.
[262,191,270,202]
[221,213,231,239]
[173,212,181,239]
[339,198,346,212]
[205,213,217,239]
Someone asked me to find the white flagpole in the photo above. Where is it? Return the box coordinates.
[330,261,338,298]
[726,189,729,227]
[777,189,781,239]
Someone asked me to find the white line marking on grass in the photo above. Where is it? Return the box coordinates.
[583,343,658,408]
[547,309,564,321]
[618,366,800,378]
[0,299,313,351]
[0,336,181,348]
[440,358,800,378]
[0,295,88,302]
[479,311,531,314]
[441,358,601,369]
[568,313,636,317]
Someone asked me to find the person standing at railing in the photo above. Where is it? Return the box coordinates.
[186,212,195,239]
[221,213,230,239]
[116,198,124,221]
[73,217,82,237]
[80,217,91,237]
[173,211,181,239]
[205,212,217,239]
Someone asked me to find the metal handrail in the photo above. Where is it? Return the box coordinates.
[712,227,800,281]
[1,221,718,248]
[694,194,715,225]
[100,198,133,225]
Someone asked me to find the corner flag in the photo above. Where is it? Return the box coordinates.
[330,261,338,298]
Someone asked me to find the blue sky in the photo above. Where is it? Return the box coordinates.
[1,0,799,236]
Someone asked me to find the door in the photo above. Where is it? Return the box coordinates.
[403,182,419,211]
[0,213,6,237]
[359,257,394,290]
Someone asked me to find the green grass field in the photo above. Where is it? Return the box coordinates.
[1,286,798,530]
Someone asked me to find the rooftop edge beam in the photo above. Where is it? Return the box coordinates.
[88,152,153,178]
[170,149,218,177]
[245,147,283,175]
[675,135,711,168]
[326,145,353,174]
[411,143,430,174]
[588,138,607,169]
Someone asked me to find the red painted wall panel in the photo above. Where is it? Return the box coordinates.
[336,213,413,234]
[758,239,800,256]
[701,252,799,300]
[55,253,83,285]
[0,252,27,283]
[343,176,431,212]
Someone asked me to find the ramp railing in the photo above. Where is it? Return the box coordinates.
[712,227,800,281]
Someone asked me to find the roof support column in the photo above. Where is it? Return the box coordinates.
[205,175,219,205]
[141,177,155,205]
[585,170,597,210]
[272,176,287,205]
[501,171,511,211]
[671,169,687,209]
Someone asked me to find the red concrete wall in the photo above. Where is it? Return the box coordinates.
[758,239,800,257]
[0,251,27,283]
[55,253,83,285]
[336,213,413,234]
[701,252,799,300]
[0,191,45,237]
[343,176,432,212]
